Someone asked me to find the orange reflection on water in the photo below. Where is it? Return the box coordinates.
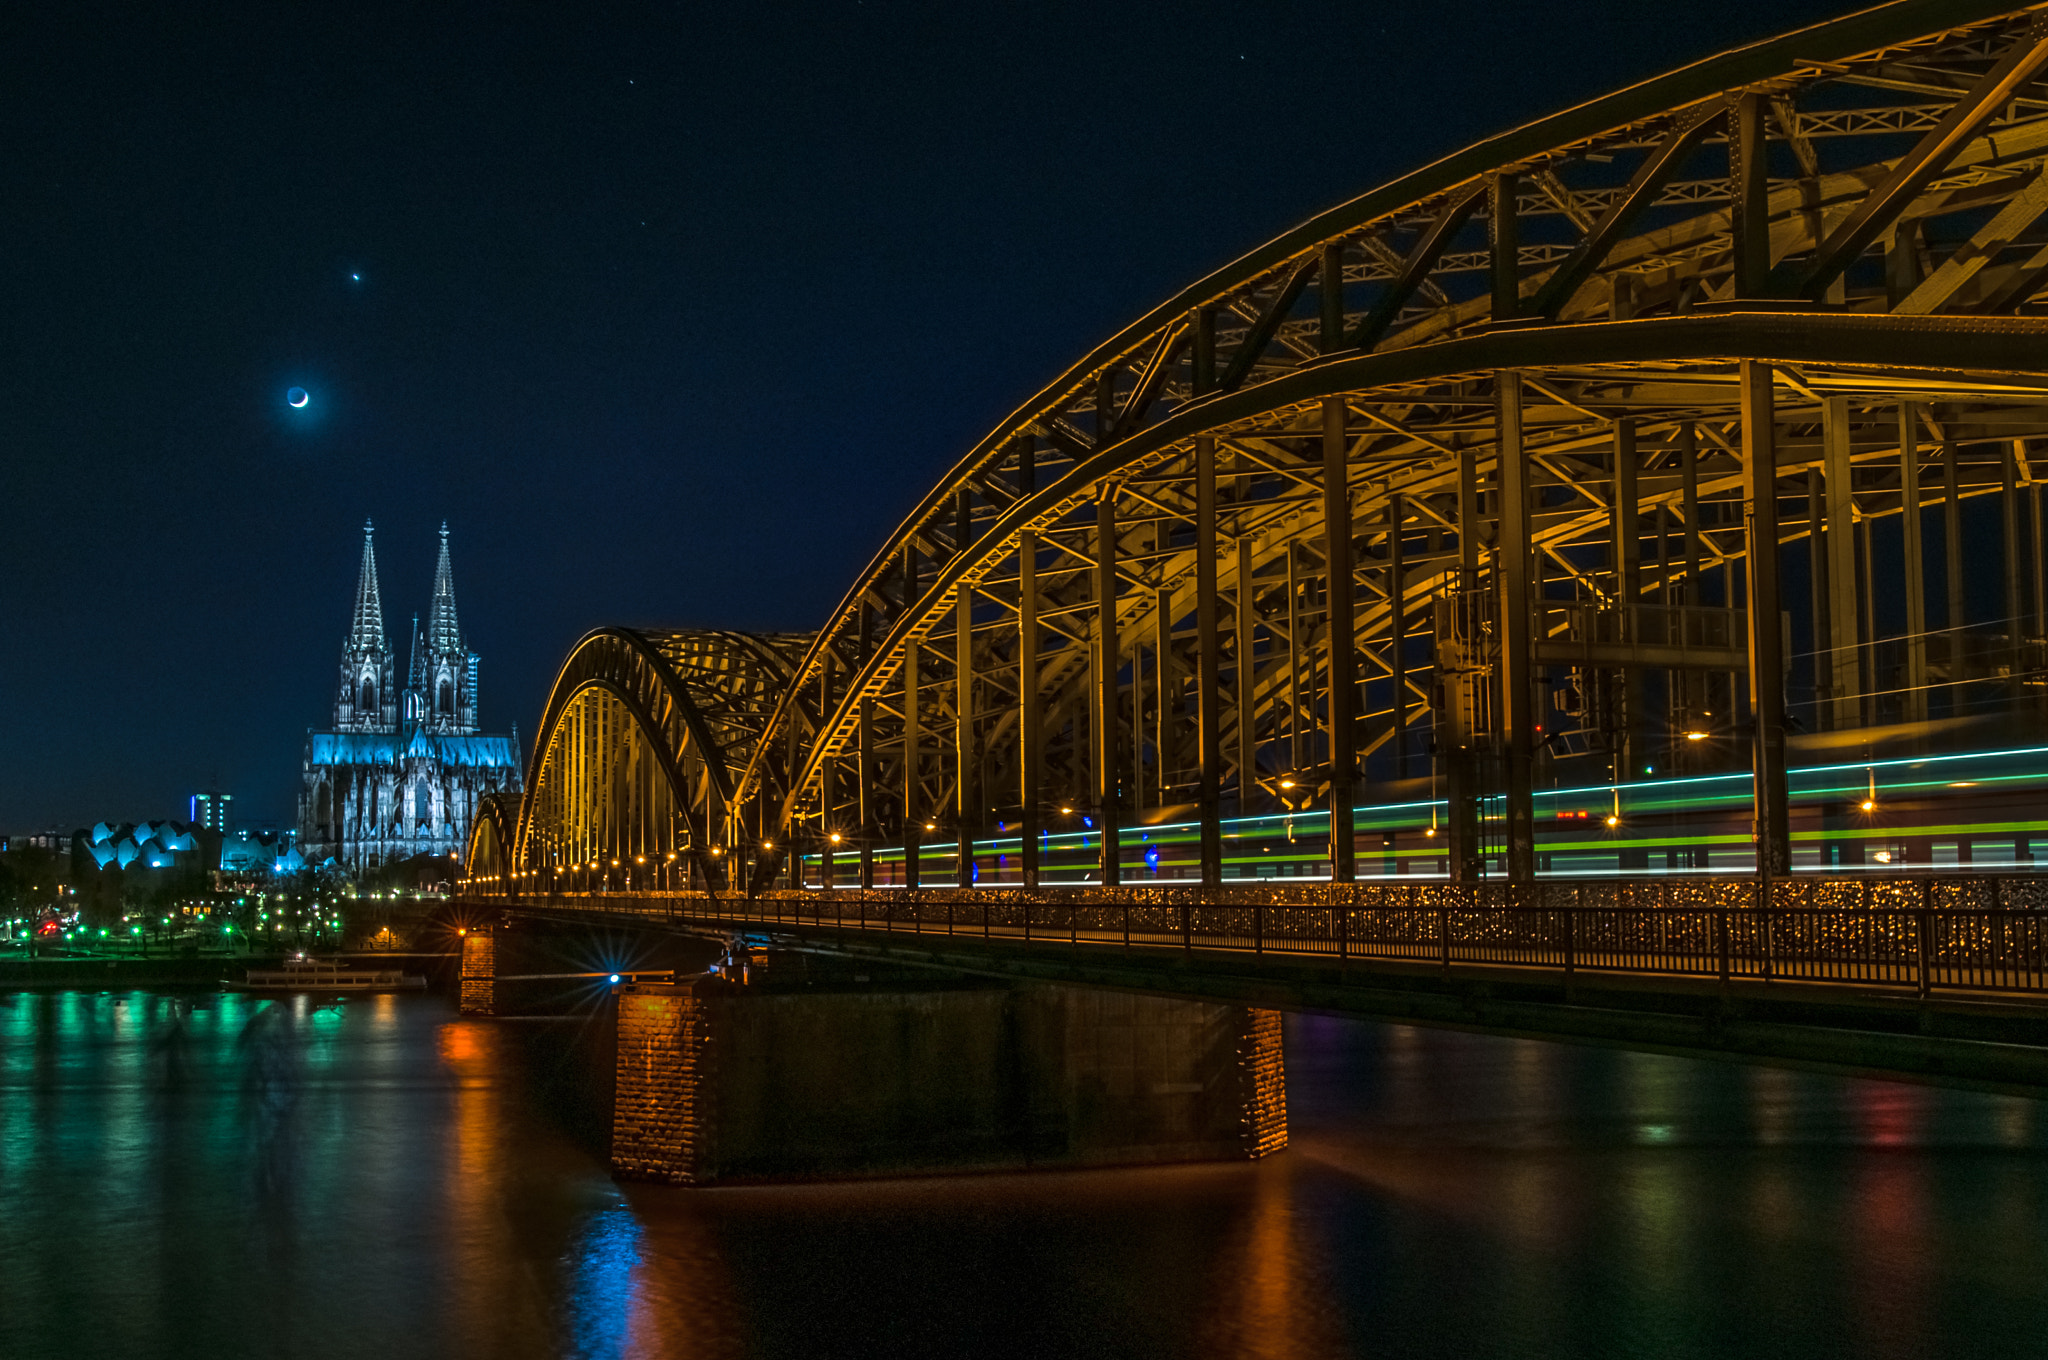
[1198,1159,1348,1360]
[615,1195,745,1359]
[1851,1152,1929,1360]
[436,1021,525,1360]
[438,1021,482,1065]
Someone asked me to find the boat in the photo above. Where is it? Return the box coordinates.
[241,955,427,993]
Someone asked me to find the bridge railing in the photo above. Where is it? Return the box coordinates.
[459,876,2048,998]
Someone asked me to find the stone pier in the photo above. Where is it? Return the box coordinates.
[612,975,1286,1185]
[458,928,496,1016]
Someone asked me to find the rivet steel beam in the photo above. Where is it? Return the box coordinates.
[1323,397,1357,882]
[1741,360,1791,879]
[1496,373,1536,882]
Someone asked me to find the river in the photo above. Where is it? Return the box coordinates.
[2,987,2044,1358]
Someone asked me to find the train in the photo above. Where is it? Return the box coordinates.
[805,741,2048,887]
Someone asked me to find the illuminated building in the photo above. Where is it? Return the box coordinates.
[299,522,522,873]
[189,790,231,833]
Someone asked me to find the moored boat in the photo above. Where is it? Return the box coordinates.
[242,955,427,992]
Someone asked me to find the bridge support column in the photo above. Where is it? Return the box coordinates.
[1496,373,1536,883]
[2005,441,2025,672]
[1742,361,1791,878]
[1445,442,1484,883]
[1196,436,1224,885]
[1322,398,1356,882]
[1019,530,1042,888]
[1096,492,1122,887]
[458,927,495,1017]
[1611,418,1642,785]
[1388,494,1408,779]
[956,562,978,888]
[1900,407,1930,726]
[1824,397,1862,730]
[903,547,923,891]
[1944,438,1966,697]
[1235,536,1257,818]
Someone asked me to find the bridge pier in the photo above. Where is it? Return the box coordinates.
[458,927,495,1016]
[612,970,1285,1186]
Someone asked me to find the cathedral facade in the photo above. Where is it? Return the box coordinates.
[298,523,523,873]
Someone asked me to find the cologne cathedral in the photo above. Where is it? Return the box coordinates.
[298,522,522,873]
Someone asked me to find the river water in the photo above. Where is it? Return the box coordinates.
[2,987,2044,1359]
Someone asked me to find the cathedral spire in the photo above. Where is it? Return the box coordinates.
[346,519,386,652]
[407,613,425,691]
[427,522,462,657]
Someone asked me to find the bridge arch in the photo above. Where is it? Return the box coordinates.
[462,790,520,887]
[731,2,2048,890]
[475,3,2048,895]
[504,628,810,892]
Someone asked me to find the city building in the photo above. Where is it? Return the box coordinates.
[189,790,231,832]
[77,820,205,872]
[218,826,303,878]
[1,830,71,854]
[297,522,523,873]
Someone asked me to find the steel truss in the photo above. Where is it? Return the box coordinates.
[501,628,810,893]
[475,2,2048,897]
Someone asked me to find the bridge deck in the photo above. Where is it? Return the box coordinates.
[458,885,2048,1095]
[463,880,2048,1000]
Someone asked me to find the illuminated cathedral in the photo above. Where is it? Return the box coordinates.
[298,522,522,873]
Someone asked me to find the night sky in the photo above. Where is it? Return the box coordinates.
[1,0,1849,830]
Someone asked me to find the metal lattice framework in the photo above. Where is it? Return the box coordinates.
[502,628,809,889]
[463,790,520,879]
[478,1,2048,896]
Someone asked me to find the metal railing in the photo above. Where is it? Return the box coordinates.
[460,876,2048,999]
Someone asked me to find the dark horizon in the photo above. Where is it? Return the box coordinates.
[0,0,1847,831]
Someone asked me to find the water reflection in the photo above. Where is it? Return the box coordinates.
[2,989,2047,1359]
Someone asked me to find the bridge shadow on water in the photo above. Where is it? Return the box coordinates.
[4,975,2047,1359]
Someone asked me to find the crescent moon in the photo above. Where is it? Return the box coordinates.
[288,387,310,408]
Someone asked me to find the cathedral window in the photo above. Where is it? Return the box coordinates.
[360,677,377,713]
[438,679,454,716]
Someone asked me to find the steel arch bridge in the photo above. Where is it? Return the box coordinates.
[473,0,2048,903]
